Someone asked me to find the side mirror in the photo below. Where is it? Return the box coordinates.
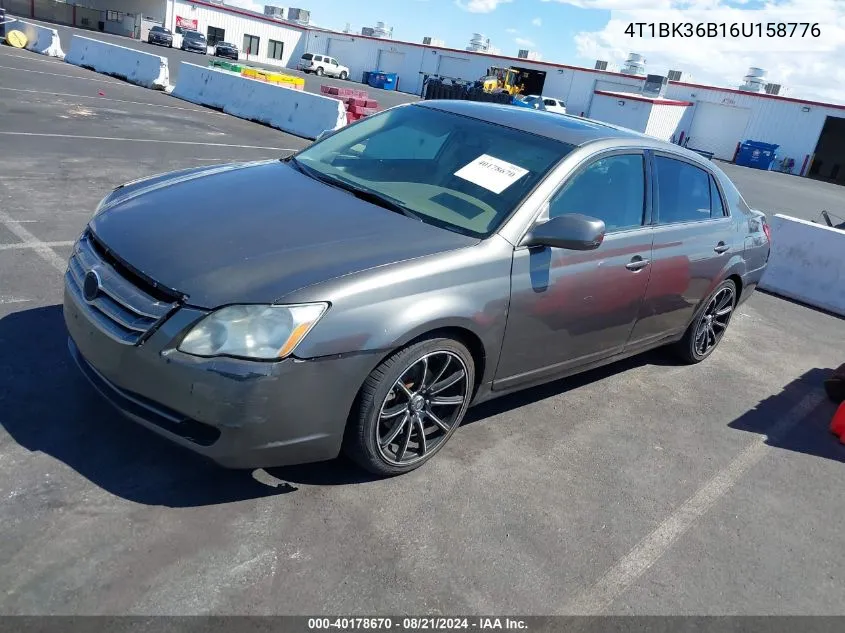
[522,214,606,250]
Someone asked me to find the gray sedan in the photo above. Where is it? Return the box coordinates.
[63,101,771,475]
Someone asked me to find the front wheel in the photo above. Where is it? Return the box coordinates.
[344,337,475,476]
[339,70,348,80]
[674,279,737,364]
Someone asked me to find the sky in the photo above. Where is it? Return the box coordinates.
[228,0,845,104]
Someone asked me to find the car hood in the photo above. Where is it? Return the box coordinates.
[89,161,478,308]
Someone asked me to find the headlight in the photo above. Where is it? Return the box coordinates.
[177,303,329,360]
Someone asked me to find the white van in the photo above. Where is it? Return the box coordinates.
[297,53,350,79]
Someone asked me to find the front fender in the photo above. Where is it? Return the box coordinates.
[288,237,515,388]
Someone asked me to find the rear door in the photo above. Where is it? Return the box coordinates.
[626,152,736,349]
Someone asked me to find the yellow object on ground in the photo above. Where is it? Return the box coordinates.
[241,67,305,90]
[6,30,28,49]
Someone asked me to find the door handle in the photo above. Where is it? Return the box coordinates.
[626,256,650,271]
[714,242,730,254]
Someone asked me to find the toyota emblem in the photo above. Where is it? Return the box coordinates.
[83,270,101,302]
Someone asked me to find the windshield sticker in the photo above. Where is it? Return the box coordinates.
[454,154,529,194]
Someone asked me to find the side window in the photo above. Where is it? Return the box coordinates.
[548,154,645,232]
[358,125,449,160]
[314,55,323,62]
[543,99,557,107]
[709,175,727,217]
[654,156,712,224]
[330,58,338,66]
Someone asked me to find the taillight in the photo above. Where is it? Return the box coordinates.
[762,220,772,243]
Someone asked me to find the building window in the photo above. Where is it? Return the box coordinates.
[268,39,284,60]
[106,11,123,21]
[207,26,225,46]
[243,34,260,56]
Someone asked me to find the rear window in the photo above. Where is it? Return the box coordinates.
[301,53,313,60]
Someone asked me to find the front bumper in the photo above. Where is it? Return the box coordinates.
[64,283,377,469]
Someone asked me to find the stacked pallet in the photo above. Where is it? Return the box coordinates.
[320,85,379,122]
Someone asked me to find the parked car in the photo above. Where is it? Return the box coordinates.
[214,41,239,60]
[180,30,207,54]
[297,53,349,79]
[146,25,173,48]
[515,94,567,114]
[64,101,770,476]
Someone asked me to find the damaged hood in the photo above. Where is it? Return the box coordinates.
[88,160,477,308]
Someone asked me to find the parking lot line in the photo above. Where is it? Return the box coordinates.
[0,209,68,274]
[563,390,827,615]
[0,240,74,251]
[0,295,31,305]
[0,64,123,85]
[0,132,297,151]
[0,86,222,115]
[0,51,67,65]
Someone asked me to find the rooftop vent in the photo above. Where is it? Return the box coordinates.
[621,52,646,76]
[740,66,766,92]
[765,83,782,96]
[595,60,609,71]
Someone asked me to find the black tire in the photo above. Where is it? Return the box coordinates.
[344,337,475,476]
[315,67,324,76]
[340,70,348,80]
[674,279,737,364]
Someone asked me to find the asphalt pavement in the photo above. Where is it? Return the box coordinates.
[1,44,845,616]
[8,16,420,110]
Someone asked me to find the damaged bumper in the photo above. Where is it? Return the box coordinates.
[64,284,375,469]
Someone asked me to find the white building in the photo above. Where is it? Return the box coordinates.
[64,0,845,183]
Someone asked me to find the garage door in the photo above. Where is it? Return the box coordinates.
[327,38,361,72]
[687,102,751,160]
[436,55,471,80]
[377,50,405,75]
[588,93,650,133]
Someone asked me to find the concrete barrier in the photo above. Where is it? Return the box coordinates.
[759,214,845,316]
[5,18,64,58]
[65,35,169,90]
[172,62,347,139]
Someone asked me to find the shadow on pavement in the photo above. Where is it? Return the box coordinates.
[728,367,843,463]
[3,305,842,506]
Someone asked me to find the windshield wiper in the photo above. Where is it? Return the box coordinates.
[284,157,422,221]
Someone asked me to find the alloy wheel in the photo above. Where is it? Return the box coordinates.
[693,285,735,357]
[375,351,469,466]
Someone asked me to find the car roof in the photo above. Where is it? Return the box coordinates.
[415,100,704,158]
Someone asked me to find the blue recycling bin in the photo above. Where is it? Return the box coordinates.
[365,71,398,91]
[735,140,779,170]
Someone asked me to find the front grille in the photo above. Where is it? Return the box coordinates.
[66,232,179,345]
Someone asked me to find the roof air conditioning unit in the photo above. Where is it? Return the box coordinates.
[595,60,608,71]
[667,70,683,82]
[643,74,668,97]
[765,83,782,95]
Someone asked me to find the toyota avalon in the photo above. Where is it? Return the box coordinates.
[64,101,770,476]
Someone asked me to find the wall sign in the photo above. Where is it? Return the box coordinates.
[175,16,198,30]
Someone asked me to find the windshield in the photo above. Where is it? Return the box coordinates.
[293,105,573,238]
[184,31,205,41]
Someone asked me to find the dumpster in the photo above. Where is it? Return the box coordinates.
[365,71,398,91]
[735,140,779,170]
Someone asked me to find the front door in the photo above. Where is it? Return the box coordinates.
[627,153,737,348]
[494,152,654,389]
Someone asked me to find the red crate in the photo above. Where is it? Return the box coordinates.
[365,99,379,108]
[346,112,360,123]
[349,105,378,116]
[353,89,369,99]
[349,97,367,107]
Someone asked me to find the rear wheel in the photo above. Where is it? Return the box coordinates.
[344,337,475,476]
[315,67,324,76]
[674,279,737,364]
